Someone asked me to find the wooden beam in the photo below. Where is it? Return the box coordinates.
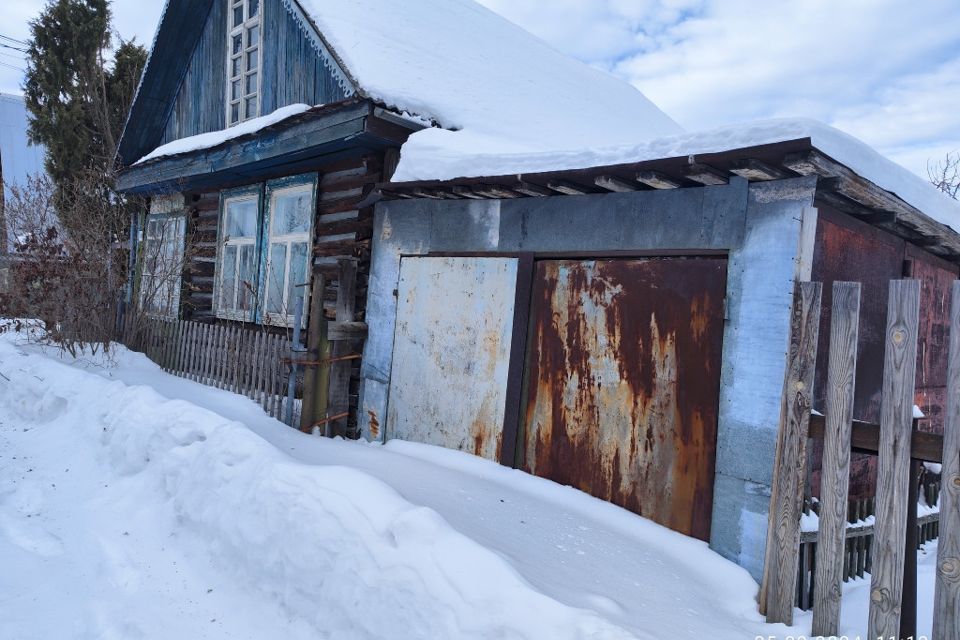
[868,279,921,640]
[450,186,487,200]
[730,158,789,181]
[327,259,358,438]
[594,175,639,193]
[546,179,591,195]
[812,282,861,638]
[512,182,553,197]
[299,275,329,432]
[683,162,729,186]
[786,149,960,255]
[763,281,822,625]
[327,321,368,341]
[808,414,943,463]
[410,188,443,200]
[933,280,960,640]
[636,170,681,190]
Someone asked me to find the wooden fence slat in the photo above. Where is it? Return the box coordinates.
[933,280,960,640]
[164,320,176,371]
[867,279,921,640]
[231,326,241,393]
[204,324,215,384]
[763,281,822,625]
[173,318,186,376]
[216,324,227,389]
[812,282,861,637]
[199,324,210,384]
[269,334,280,419]
[253,330,264,407]
[188,321,200,381]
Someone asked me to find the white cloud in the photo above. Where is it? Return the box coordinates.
[3,0,958,178]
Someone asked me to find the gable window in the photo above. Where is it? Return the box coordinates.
[140,196,186,319]
[227,0,262,126]
[215,175,316,326]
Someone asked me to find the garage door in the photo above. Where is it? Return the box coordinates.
[386,256,518,461]
[521,258,727,541]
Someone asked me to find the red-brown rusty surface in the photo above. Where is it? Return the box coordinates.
[521,258,727,541]
[810,207,958,498]
[907,244,958,435]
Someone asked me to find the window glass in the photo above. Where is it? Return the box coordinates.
[245,72,257,96]
[225,199,257,238]
[233,5,243,27]
[245,97,257,120]
[232,33,242,55]
[248,0,259,18]
[221,244,237,310]
[230,103,240,124]
[287,242,309,312]
[238,244,257,311]
[247,49,258,72]
[247,24,259,47]
[271,190,311,235]
[266,243,287,314]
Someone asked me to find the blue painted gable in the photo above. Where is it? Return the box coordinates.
[120,0,356,166]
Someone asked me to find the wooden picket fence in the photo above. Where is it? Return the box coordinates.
[761,279,960,640]
[121,315,300,426]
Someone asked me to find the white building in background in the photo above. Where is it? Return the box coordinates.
[0,92,46,250]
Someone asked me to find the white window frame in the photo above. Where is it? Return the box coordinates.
[139,209,186,320]
[261,180,315,328]
[215,188,261,322]
[226,0,262,126]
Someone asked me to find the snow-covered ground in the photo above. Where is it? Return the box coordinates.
[0,332,936,639]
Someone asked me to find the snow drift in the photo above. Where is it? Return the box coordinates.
[0,337,634,639]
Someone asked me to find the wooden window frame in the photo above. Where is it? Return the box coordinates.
[215,185,263,322]
[259,174,317,328]
[225,0,262,126]
[139,211,186,320]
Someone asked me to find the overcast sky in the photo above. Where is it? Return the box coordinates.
[1,0,958,178]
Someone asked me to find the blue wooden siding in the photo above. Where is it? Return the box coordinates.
[261,1,350,113]
[161,0,350,146]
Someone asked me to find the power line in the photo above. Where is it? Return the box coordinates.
[0,34,29,47]
[0,42,28,54]
[0,61,25,73]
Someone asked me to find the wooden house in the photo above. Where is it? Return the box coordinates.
[117,0,960,582]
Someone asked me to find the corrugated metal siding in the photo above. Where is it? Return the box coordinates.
[522,258,727,541]
[386,256,518,460]
[161,0,349,145]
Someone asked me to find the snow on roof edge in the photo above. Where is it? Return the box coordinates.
[391,118,960,234]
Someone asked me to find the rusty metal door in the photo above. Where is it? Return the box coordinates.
[521,258,727,540]
[387,256,518,461]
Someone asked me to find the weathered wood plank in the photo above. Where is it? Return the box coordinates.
[594,175,639,193]
[636,170,681,190]
[546,180,591,195]
[764,281,822,625]
[933,280,960,640]
[327,321,368,341]
[683,162,728,186]
[730,158,789,181]
[812,282,861,637]
[867,279,921,640]
[808,414,943,463]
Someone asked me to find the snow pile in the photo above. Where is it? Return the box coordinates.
[135,103,312,164]
[0,337,634,639]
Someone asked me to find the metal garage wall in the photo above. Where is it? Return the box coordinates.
[386,256,518,461]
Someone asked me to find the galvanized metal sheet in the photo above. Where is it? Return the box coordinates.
[522,258,727,541]
[386,256,518,460]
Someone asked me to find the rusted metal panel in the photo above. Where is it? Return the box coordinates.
[522,257,727,541]
[386,256,518,460]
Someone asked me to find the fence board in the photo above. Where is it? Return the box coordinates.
[934,280,960,640]
[813,282,861,637]
[868,279,921,640]
[764,281,822,625]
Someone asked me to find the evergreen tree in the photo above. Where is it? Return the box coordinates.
[23,0,147,189]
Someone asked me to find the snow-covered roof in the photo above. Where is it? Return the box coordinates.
[291,0,683,158]
[0,94,46,199]
[390,117,960,237]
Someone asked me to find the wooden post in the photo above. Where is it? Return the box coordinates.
[933,280,960,640]
[868,279,920,640]
[763,281,822,625]
[300,274,327,431]
[812,282,861,637]
[329,259,357,437]
[901,455,920,640]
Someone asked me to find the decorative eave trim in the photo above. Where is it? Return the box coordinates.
[282,0,358,99]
